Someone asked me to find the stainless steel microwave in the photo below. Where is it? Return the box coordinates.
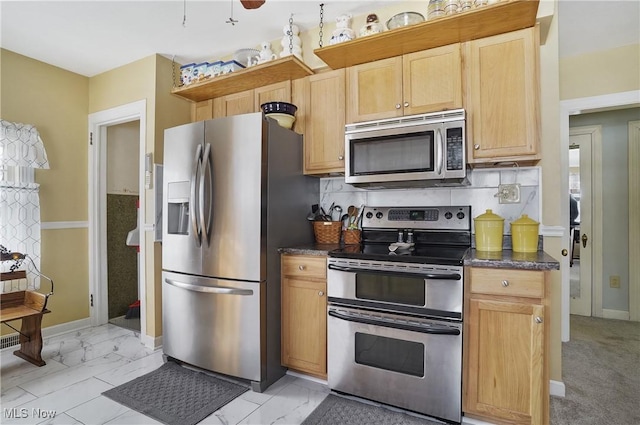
[344,109,467,188]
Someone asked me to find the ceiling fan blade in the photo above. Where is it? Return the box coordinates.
[240,0,265,9]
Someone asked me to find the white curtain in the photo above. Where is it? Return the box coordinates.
[0,120,49,293]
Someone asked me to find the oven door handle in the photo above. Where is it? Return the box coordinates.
[328,310,461,335]
[328,264,461,280]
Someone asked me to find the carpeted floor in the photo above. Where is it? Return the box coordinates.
[103,361,248,425]
[550,315,640,425]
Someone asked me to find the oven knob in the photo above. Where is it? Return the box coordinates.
[457,212,465,220]
[376,212,383,219]
[444,211,453,219]
[366,212,373,219]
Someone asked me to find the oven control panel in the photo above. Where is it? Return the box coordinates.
[362,206,471,231]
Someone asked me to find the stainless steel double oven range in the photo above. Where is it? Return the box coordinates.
[327,205,471,424]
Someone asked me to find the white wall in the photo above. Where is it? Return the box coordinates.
[106,120,140,195]
[569,107,640,312]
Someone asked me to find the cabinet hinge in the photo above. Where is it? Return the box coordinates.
[90,132,93,145]
[90,294,94,307]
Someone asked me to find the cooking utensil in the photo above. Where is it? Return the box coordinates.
[333,205,343,222]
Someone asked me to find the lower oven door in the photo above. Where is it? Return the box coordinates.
[328,305,462,423]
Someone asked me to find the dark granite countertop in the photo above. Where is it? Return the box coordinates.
[464,249,560,271]
[278,243,342,256]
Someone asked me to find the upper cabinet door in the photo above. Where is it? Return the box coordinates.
[466,27,540,163]
[403,44,462,116]
[302,69,346,175]
[254,81,291,112]
[213,89,254,117]
[347,57,403,123]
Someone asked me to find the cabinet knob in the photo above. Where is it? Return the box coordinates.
[501,280,509,287]
[403,102,409,108]
[338,155,344,161]
[318,291,324,296]
[561,249,568,256]
[535,316,543,324]
[395,104,401,109]
[298,265,306,271]
[474,144,480,150]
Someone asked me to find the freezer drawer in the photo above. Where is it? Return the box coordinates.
[162,271,263,382]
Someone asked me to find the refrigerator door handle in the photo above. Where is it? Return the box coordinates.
[200,142,213,246]
[165,278,254,296]
[190,144,203,247]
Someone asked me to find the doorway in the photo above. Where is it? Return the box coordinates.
[560,90,640,341]
[568,126,599,317]
[88,100,147,339]
[105,121,141,332]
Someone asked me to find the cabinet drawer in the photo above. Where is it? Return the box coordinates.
[282,255,327,279]
[470,268,544,298]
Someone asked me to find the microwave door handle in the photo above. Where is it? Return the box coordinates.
[435,127,444,176]
[199,143,212,246]
[190,144,203,247]
[328,310,460,335]
[327,264,460,280]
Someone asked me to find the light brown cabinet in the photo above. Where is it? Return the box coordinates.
[465,26,541,164]
[190,81,291,121]
[281,254,327,378]
[346,44,463,123]
[294,69,346,175]
[464,267,548,425]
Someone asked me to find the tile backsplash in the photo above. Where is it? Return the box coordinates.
[319,166,541,235]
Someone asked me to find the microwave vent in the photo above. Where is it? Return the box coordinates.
[346,109,465,133]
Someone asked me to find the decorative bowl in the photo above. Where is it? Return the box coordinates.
[265,113,296,129]
[386,12,425,30]
[233,48,260,67]
[260,102,297,116]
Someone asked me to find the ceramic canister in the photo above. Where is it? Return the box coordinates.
[510,214,540,253]
[474,209,504,252]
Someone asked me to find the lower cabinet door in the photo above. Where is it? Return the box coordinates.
[464,298,545,424]
[281,275,327,377]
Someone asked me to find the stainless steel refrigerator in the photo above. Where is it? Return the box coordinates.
[161,113,318,392]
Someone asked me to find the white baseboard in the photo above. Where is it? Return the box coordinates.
[550,379,566,397]
[141,334,162,350]
[602,309,630,321]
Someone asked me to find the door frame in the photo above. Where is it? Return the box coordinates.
[88,100,147,338]
[568,126,600,317]
[560,90,640,341]
[629,120,640,322]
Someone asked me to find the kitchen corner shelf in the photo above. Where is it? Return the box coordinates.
[314,0,539,69]
[171,56,314,102]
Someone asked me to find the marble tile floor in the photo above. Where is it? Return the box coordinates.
[0,324,332,425]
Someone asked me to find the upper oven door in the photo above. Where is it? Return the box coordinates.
[345,122,438,185]
[327,258,463,319]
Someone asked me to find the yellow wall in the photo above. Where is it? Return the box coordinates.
[1,49,90,330]
[89,54,190,339]
[560,43,640,100]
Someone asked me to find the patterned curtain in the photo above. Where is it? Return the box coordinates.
[0,120,50,293]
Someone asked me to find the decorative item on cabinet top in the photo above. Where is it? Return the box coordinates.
[313,0,538,70]
[172,56,313,102]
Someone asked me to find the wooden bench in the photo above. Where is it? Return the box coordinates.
[1,270,52,366]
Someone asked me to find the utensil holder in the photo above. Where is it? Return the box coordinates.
[313,221,342,244]
[343,229,361,245]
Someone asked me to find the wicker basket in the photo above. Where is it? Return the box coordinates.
[313,221,342,244]
[343,229,361,245]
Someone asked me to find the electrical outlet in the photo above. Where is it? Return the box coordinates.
[497,184,521,204]
[610,275,621,288]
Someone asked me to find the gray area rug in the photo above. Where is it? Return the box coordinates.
[103,361,248,425]
[550,315,640,425]
[302,394,444,425]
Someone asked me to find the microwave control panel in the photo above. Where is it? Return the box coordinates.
[446,127,464,171]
